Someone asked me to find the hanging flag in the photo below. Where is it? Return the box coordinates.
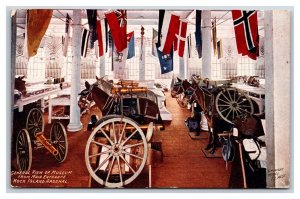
[232,10,259,60]
[62,13,71,57]
[195,10,202,58]
[105,19,109,53]
[24,9,53,58]
[157,10,165,47]
[127,31,135,59]
[96,19,107,57]
[152,28,158,56]
[140,26,145,61]
[87,10,98,49]
[187,34,191,58]
[217,39,223,59]
[105,10,127,53]
[81,29,90,57]
[159,11,180,55]
[177,20,188,57]
[156,43,173,74]
[212,17,217,56]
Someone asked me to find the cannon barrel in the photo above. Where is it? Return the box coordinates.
[35,132,58,156]
[111,87,148,94]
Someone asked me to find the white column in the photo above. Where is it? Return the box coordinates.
[264,10,290,188]
[67,10,83,132]
[139,42,145,81]
[100,55,105,77]
[179,57,185,79]
[201,10,212,79]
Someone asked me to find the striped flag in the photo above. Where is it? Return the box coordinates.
[87,10,97,49]
[217,39,223,59]
[177,20,187,57]
[212,17,217,56]
[195,10,202,58]
[96,19,107,57]
[152,28,158,56]
[81,29,90,57]
[158,11,180,55]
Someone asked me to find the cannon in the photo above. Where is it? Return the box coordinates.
[15,108,68,171]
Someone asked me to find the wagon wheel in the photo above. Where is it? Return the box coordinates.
[26,108,44,137]
[215,88,254,124]
[50,122,68,163]
[85,115,148,188]
[16,129,32,171]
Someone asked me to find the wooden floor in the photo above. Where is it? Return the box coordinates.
[11,92,232,188]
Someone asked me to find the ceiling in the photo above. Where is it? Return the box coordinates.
[15,9,265,38]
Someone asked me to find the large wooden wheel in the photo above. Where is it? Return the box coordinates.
[85,115,148,188]
[26,108,44,137]
[50,122,68,163]
[215,88,254,124]
[16,129,32,171]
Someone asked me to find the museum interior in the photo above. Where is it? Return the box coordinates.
[10,9,291,189]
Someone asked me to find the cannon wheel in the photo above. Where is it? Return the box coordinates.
[215,88,254,124]
[85,115,148,188]
[50,122,68,163]
[26,108,44,137]
[16,129,32,171]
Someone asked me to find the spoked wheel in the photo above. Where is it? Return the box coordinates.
[26,108,44,137]
[215,88,254,124]
[85,115,147,188]
[50,122,68,163]
[16,129,32,171]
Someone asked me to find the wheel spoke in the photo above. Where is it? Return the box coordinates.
[225,109,233,120]
[233,90,236,101]
[218,98,231,105]
[58,143,66,150]
[123,142,144,150]
[112,121,117,144]
[218,104,230,107]
[94,154,112,173]
[220,106,231,113]
[120,154,136,174]
[122,151,143,160]
[118,122,127,144]
[105,156,116,184]
[121,129,138,146]
[99,128,114,146]
[91,140,111,149]
[116,156,123,185]
[226,89,233,102]
[221,92,231,103]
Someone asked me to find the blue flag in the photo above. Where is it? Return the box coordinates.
[156,43,173,74]
[195,10,202,58]
[127,32,135,59]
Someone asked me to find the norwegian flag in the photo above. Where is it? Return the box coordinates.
[232,10,259,60]
[177,20,187,57]
[105,10,127,53]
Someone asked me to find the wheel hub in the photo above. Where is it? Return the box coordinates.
[112,144,122,156]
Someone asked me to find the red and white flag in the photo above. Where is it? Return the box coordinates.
[96,19,106,57]
[177,20,188,57]
[158,11,180,55]
[232,10,259,60]
[105,10,127,53]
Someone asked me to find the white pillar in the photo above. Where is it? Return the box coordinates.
[202,10,212,79]
[139,42,145,81]
[100,55,105,77]
[67,10,83,132]
[264,10,290,188]
[179,57,185,79]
